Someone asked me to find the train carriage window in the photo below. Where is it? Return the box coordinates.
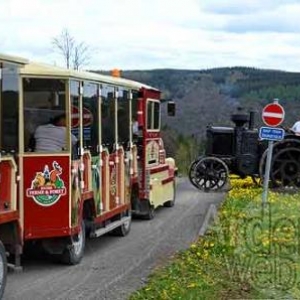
[132,90,139,120]
[147,99,160,131]
[153,101,160,129]
[1,63,20,152]
[131,90,140,142]
[147,101,152,130]
[23,78,67,152]
[101,85,115,152]
[70,80,80,141]
[82,82,99,155]
[117,88,130,148]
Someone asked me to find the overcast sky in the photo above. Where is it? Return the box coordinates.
[1,0,300,71]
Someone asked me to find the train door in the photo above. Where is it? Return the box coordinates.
[81,82,102,216]
[101,86,130,213]
[22,78,71,239]
[100,85,113,212]
[70,80,99,226]
[117,88,131,206]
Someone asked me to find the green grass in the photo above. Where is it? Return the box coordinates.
[130,178,300,300]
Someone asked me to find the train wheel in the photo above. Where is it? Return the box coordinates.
[164,181,176,207]
[193,157,229,192]
[0,241,7,300]
[271,147,300,188]
[143,200,155,220]
[61,220,86,265]
[111,212,132,236]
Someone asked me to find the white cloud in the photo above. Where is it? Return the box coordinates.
[224,3,300,33]
[200,0,299,15]
[1,0,300,71]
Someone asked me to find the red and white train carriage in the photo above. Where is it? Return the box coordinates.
[0,53,176,276]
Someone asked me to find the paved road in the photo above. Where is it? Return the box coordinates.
[4,178,226,300]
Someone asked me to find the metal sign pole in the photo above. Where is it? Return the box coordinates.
[262,140,274,206]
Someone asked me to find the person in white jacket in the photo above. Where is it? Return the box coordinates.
[34,114,77,152]
[291,120,300,136]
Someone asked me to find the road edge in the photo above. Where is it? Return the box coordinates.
[198,204,219,236]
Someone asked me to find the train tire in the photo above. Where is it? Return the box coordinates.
[111,212,132,236]
[164,181,176,207]
[0,241,7,300]
[143,201,155,220]
[61,220,86,265]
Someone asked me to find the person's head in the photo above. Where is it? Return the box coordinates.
[51,114,66,127]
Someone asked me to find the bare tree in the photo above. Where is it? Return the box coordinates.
[52,29,90,70]
[52,29,74,69]
[73,42,90,70]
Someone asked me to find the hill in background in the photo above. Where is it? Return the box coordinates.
[94,67,300,140]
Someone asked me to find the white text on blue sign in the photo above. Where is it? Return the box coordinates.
[259,127,285,141]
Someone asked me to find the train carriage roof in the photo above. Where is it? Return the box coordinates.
[0,53,28,65]
[20,61,158,91]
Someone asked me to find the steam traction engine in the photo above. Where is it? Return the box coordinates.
[189,111,300,191]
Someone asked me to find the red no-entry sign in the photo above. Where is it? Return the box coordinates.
[262,102,285,127]
[71,106,93,128]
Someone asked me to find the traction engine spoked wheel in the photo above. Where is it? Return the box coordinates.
[270,147,300,188]
[188,156,204,189]
[193,157,229,192]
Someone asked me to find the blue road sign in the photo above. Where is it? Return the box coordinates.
[259,126,285,141]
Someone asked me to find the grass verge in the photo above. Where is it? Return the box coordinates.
[130,177,300,300]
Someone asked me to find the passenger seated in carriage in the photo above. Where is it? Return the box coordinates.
[33,114,77,152]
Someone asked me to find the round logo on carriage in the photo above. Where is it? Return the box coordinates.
[26,161,66,206]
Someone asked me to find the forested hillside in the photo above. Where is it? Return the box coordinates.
[99,67,300,138]
[94,67,300,172]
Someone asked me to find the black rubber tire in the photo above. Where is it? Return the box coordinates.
[0,241,7,300]
[143,201,155,220]
[164,181,176,207]
[111,212,132,236]
[61,220,86,265]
